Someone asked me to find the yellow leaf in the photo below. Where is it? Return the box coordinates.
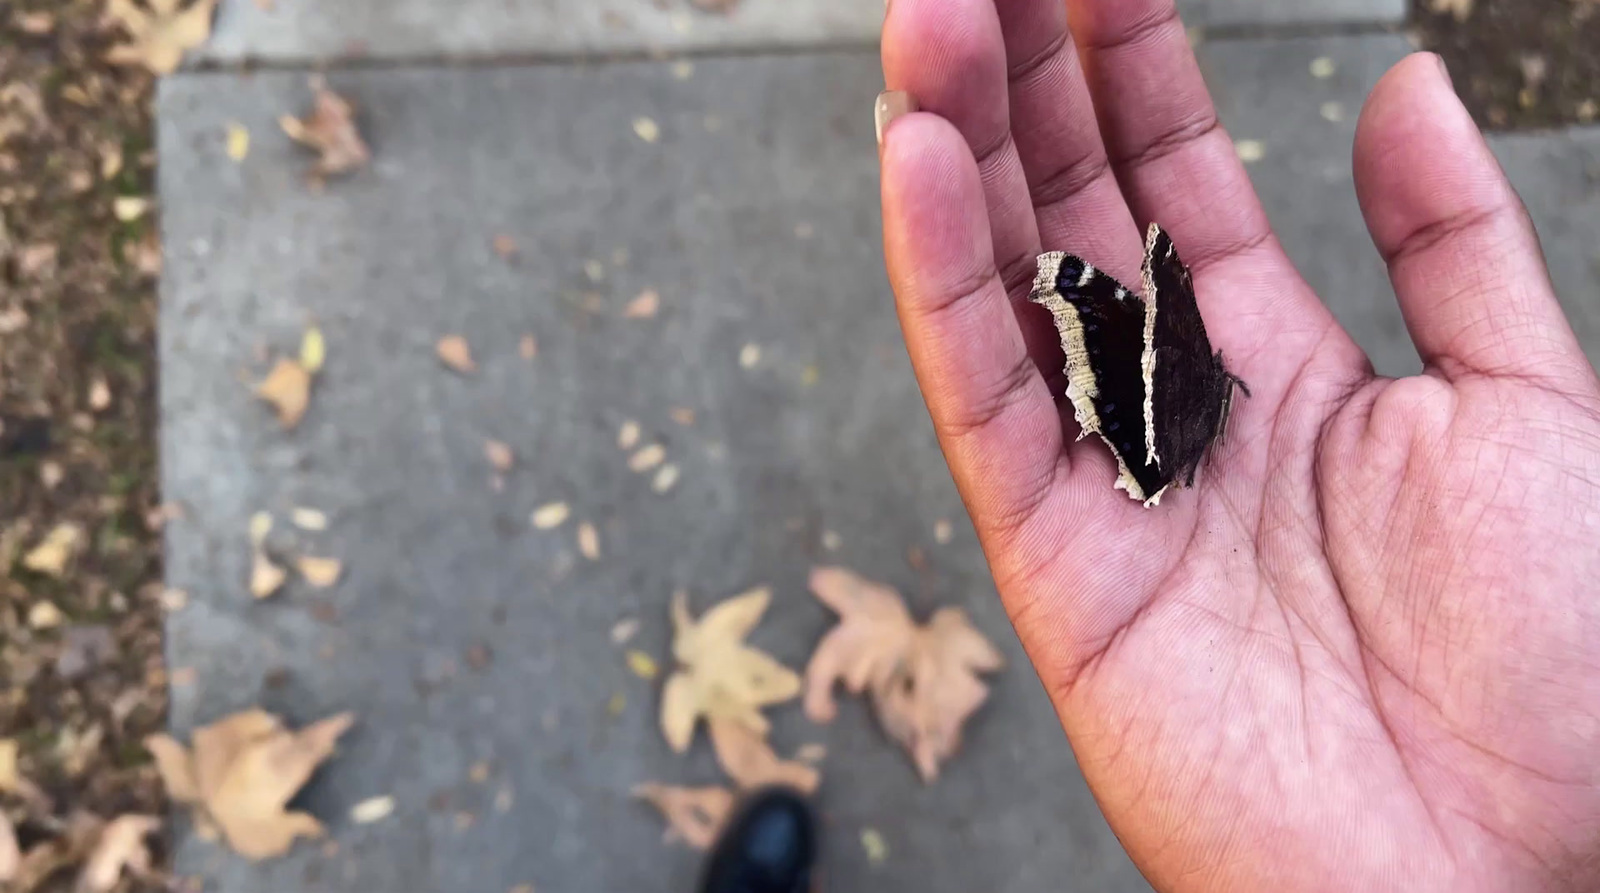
[22,522,83,578]
[860,827,888,865]
[626,650,659,680]
[436,334,476,374]
[113,196,149,221]
[299,326,326,374]
[255,358,312,428]
[226,122,250,161]
[658,588,799,753]
[104,0,219,75]
[296,556,342,589]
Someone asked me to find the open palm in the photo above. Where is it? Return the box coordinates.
[876,1,1600,890]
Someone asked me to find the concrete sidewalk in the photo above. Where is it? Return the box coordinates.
[157,3,1600,892]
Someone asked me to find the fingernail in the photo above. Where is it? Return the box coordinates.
[874,90,917,147]
[1433,53,1454,90]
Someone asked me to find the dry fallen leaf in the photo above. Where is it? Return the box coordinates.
[78,814,160,892]
[707,717,819,794]
[632,784,733,850]
[296,556,343,589]
[860,826,889,865]
[492,235,519,260]
[0,811,17,885]
[1430,0,1473,21]
[617,420,641,450]
[739,343,761,369]
[291,507,328,531]
[280,80,371,179]
[145,709,354,860]
[1234,139,1265,163]
[0,738,17,791]
[651,464,680,494]
[349,795,394,824]
[1309,56,1336,79]
[519,333,537,360]
[624,290,660,319]
[113,196,149,222]
[256,358,312,428]
[611,617,641,644]
[659,588,801,752]
[794,742,827,764]
[300,326,327,374]
[105,0,219,75]
[226,122,250,161]
[632,117,660,143]
[250,551,288,599]
[531,502,570,530]
[22,522,83,578]
[629,444,666,473]
[804,567,1003,782]
[485,439,515,473]
[436,335,476,374]
[28,600,63,629]
[626,650,659,680]
[577,522,601,560]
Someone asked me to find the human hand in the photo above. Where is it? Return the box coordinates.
[875,2,1600,891]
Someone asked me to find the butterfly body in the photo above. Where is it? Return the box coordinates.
[1030,224,1245,507]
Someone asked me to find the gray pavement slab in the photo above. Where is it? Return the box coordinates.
[1207,34,1600,374]
[158,56,1149,893]
[195,0,1407,64]
[157,34,1600,893]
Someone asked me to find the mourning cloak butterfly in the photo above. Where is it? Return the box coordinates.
[1030,223,1247,507]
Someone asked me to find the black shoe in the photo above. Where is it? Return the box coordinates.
[698,786,817,893]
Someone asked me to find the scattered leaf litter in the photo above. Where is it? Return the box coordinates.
[1309,56,1336,79]
[624,289,660,319]
[629,444,666,473]
[659,588,800,752]
[738,343,761,369]
[485,440,515,473]
[291,508,328,531]
[651,464,680,494]
[145,709,355,859]
[436,335,476,374]
[531,502,570,530]
[349,796,395,825]
[618,421,642,450]
[611,618,641,645]
[104,0,219,74]
[1234,139,1265,163]
[632,784,733,850]
[632,117,661,143]
[280,79,371,181]
[804,567,1004,782]
[627,650,660,680]
[577,522,601,561]
[226,122,250,161]
[296,556,343,589]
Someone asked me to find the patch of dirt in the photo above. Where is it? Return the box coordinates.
[1413,0,1600,130]
[1,0,168,889]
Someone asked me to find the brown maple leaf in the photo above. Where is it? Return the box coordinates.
[280,80,370,181]
[659,588,800,752]
[706,717,819,795]
[804,567,1003,782]
[145,709,354,860]
[105,0,218,74]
